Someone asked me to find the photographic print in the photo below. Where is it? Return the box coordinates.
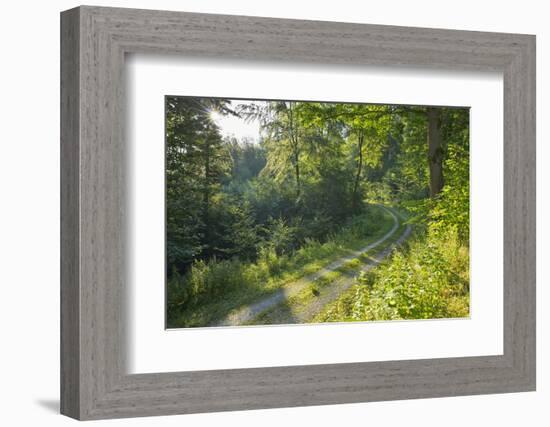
[166,96,470,328]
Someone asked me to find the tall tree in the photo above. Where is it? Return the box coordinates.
[427,107,444,197]
[165,97,231,271]
[287,102,302,198]
[238,101,306,201]
[329,104,391,211]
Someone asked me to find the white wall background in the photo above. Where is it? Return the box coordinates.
[0,0,546,425]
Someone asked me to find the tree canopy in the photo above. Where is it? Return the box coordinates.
[165,96,470,327]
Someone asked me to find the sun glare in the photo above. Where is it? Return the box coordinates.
[210,101,262,144]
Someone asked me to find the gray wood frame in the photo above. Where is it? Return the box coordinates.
[60,5,536,420]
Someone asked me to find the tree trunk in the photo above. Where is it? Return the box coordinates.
[352,132,364,211]
[427,107,444,197]
[294,150,301,199]
[202,138,211,254]
[288,102,301,200]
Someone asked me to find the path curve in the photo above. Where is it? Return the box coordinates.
[214,206,406,327]
[290,221,412,323]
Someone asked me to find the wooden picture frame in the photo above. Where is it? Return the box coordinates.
[60,5,536,420]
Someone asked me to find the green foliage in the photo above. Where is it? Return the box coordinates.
[259,217,297,256]
[165,97,232,268]
[225,137,267,184]
[316,227,469,322]
[166,207,392,327]
[399,108,470,243]
[165,97,471,327]
[430,122,470,242]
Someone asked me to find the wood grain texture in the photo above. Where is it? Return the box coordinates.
[60,5,536,420]
[60,7,80,419]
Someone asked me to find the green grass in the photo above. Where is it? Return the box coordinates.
[249,220,410,325]
[248,259,359,325]
[314,225,469,323]
[167,204,396,328]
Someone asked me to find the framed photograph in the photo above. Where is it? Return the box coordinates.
[61,5,536,420]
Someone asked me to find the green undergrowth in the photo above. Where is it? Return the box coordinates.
[250,220,409,325]
[314,225,469,323]
[167,205,395,328]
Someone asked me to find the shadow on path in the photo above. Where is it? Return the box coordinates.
[214,206,406,327]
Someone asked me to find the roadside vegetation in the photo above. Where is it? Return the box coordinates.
[314,226,469,323]
[165,97,470,328]
[168,205,394,327]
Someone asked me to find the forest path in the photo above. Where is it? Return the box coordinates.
[274,220,413,325]
[214,206,409,327]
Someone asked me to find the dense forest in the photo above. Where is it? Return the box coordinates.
[166,96,470,328]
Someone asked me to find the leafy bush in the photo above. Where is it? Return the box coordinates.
[259,217,298,256]
[317,226,469,322]
[399,138,469,244]
[429,142,469,242]
[167,206,393,326]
